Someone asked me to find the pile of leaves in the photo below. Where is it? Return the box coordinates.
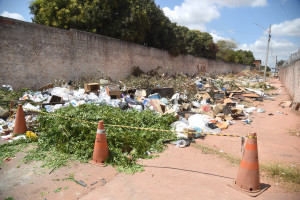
[32,104,177,173]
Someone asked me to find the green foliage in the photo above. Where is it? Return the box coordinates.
[261,65,271,72]
[277,60,285,67]
[216,40,255,65]
[0,88,30,109]
[0,139,32,166]
[33,104,177,173]
[40,191,49,196]
[261,163,300,186]
[29,0,218,59]
[193,143,300,191]
[23,147,71,169]
[5,197,15,200]
[54,187,62,193]
[235,50,255,65]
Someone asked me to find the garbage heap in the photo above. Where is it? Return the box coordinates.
[1,69,279,143]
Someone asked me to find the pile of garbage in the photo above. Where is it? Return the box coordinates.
[1,69,278,144]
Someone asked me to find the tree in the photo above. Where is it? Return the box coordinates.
[216,40,255,64]
[29,0,218,59]
[235,50,255,65]
[261,66,271,72]
[185,30,216,58]
[277,60,285,67]
[216,40,237,63]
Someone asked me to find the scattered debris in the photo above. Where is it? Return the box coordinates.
[76,180,87,187]
[280,101,292,107]
[173,139,191,148]
[1,69,287,172]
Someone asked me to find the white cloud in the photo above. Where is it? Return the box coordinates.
[210,32,226,42]
[214,0,267,7]
[0,11,25,21]
[272,18,300,37]
[240,36,297,67]
[210,30,237,44]
[163,1,220,31]
[162,0,267,30]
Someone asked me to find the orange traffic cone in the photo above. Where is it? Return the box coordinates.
[90,121,109,166]
[13,104,27,135]
[232,132,268,196]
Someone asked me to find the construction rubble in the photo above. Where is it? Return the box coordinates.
[0,70,286,144]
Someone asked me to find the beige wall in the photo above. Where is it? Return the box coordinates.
[279,60,300,102]
[1,16,245,90]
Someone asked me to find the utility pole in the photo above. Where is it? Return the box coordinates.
[274,56,278,77]
[275,56,278,72]
[263,24,271,82]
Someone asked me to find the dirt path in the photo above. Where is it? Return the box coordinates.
[1,78,299,200]
[199,78,300,165]
[80,145,298,200]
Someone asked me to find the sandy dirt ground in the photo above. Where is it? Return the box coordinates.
[0,78,299,200]
[199,78,300,165]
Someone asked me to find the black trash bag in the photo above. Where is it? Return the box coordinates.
[206,123,218,129]
[119,102,129,110]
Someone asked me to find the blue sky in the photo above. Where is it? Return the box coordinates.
[1,0,300,68]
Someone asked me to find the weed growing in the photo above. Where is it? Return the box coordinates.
[0,139,33,166]
[192,143,241,166]
[192,143,300,192]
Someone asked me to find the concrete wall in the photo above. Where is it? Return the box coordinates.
[0,16,245,90]
[279,60,300,102]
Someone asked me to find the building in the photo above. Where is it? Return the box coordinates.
[253,60,261,69]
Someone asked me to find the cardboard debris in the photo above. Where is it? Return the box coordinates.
[38,83,54,91]
[106,85,122,99]
[135,90,147,98]
[224,98,233,105]
[280,101,292,107]
[183,128,195,139]
[0,106,9,118]
[84,83,100,94]
[150,99,165,114]
[222,105,233,115]
[182,103,191,110]
[241,93,260,98]
[195,93,213,102]
[49,95,63,103]
[225,115,233,121]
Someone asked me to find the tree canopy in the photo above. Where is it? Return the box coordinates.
[29,0,255,62]
[30,0,219,59]
[277,60,285,67]
[216,40,255,65]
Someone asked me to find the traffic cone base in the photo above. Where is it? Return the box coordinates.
[229,181,268,197]
[90,121,109,167]
[230,133,269,197]
[89,160,106,167]
[13,104,27,135]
